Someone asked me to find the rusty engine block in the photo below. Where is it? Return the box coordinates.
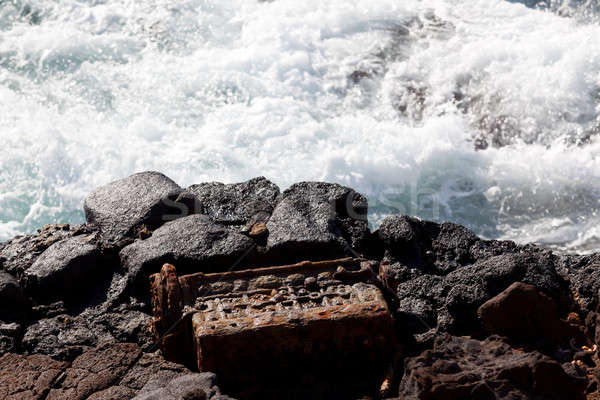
[150,258,395,399]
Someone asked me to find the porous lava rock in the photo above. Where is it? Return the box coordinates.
[116,215,256,302]
[266,181,369,264]
[394,248,568,336]
[21,307,152,361]
[1,342,234,400]
[0,352,69,400]
[84,171,183,243]
[22,234,106,303]
[187,177,280,227]
[477,281,585,344]
[0,224,82,278]
[398,334,587,400]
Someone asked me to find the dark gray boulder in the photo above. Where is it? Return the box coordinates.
[0,272,26,315]
[0,224,82,278]
[266,182,368,264]
[84,171,184,243]
[116,215,256,302]
[187,177,280,227]
[22,235,105,302]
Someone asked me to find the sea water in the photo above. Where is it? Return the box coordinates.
[1,0,599,253]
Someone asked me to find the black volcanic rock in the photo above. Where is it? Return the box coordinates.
[266,182,368,263]
[0,224,81,278]
[187,177,280,227]
[378,215,479,274]
[23,235,106,303]
[477,282,585,344]
[0,271,26,317]
[84,171,184,243]
[116,215,256,302]
[387,224,568,336]
[398,334,587,400]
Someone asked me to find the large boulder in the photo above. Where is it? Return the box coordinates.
[84,171,184,243]
[0,224,82,278]
[117,215,256,302]
[266,182,369,264]
[23,235,106,303]
[398,334,587,400]
[0,271,26,317]
[477,282,585,344]
[187,177,280,227]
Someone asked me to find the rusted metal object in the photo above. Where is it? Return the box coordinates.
[150,258,395,399]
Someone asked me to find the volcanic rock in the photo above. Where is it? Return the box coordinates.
[398,334,587,400]
[133,373,222,400]
[0,224,82,278]
[23,235,106,303]
[21,307,152,361]
[0,321,21,354]
[84,171,184,243]
[1,341,233,400]
[117,215,256,302]
[266,182,368,264]
[0,271,26,317]
[0,352,69,400]
[477,281,584,344]
[187,177,280,227]
[393,240,568,336]
[377,215,480,274]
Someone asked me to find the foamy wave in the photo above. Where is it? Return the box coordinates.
[0,0,599,253]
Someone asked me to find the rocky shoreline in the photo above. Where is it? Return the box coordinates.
[1,171,599,399]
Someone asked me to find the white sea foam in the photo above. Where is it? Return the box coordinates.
[1,0,599,253]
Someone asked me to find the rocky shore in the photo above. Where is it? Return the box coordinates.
[1,171,599,399]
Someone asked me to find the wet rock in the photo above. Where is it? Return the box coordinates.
[187,177,280,226]
[478,282,584,344]
[266,182,368,264]
[0,271,26,317]
[0,352,69,400]
[398,334,587,400]
[84,171,183,243]
[21,307,152,361]
[0,224,82,278]
[113,215,256,305]
[23,235,106,302]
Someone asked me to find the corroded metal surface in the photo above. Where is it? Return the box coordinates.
[150,258,395,399]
